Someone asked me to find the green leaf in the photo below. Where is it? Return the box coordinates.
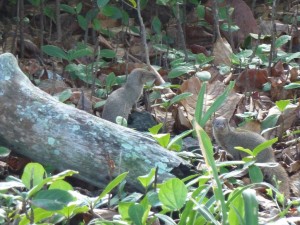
[276,99,290,112]
[138,168,156,188]
[77,15,88,30]
[148,123,163,135]
[152,16,161,34]
[22,163,46,189]
[275,35,291,49]
[101,5,122,19]
[158,178,187,211]
[252,138,278,157]
[128,0,137,7]
[235,49,253,59]
[96,172,128,202]
[0,147,10,157]
[152,133,170,148]
[155,214,177,225]
[42,45,68,60]
[99,49,116,58]
[68,48,93,61]
[49,180,73,191]
[196,4,205,19]
[94,100,106,109]
[261,114,280,131]
[97,0,110,7]
[284,82,300,89]
[200,81,235,127]
[235,147,253,157]
[128,204,145,225]
[248,165,263,183]
[242,189,258,225]
[55,89,72,103]
[32,189,74,211]
[105,72,117,89]
[27,170,78,198]
[195,53,214,66]
[167,129,193,150]
[60,4,76,14]
[168,66,195,78]
[116,116,128,126]
[195,71,211,81]
[75,2,83,14]
[228,188,245,225]
[118,202,134,220]
[170,92,193,105]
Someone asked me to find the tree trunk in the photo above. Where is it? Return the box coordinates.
[0,53,190,190]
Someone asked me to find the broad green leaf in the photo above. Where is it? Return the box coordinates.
[99,49,116,58]
[152,16,161,34]
[252,138,278,156]
[128,0,137,7]
[94,100,106,109]
[96,172,128,201]
[32,189,74,211]
[242,189,258,225]
[128,204,144,225]
[77,15,88,30]
[148,123,163,135]
[152,133,170,148]
[105,72,117,88]
[0,147,10,157]
[170,92,193,105]
[101,5,122,19]
[68,48,92,61]
[42,45,68,60]
[195,71,211,81]
[276,99,290,112]
[49,180,73,191]
[75,2,83,14]
[18,208,54,225]
[60,4,76,14]
[284,82,300,89]
[138,168,156,188]
[275,35,291,49]
[228,188,245,225]
[158,178,187,211]
[196,4,205,19]
[235,49,253,58]
[261,114,280,131]
[195,53,214,66]
[55,89,72,103]
[168,66,195,78]
[248,165,263,183]
[22,163,46,189]
[118,202,134,220]
[97,0,110,7]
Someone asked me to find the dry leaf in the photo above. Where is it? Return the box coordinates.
[212,37,232,66]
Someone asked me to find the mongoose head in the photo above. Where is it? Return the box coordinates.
[212,116,232,135]
[127,68,157,85]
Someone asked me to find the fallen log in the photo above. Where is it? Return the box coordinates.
[0,53,190,190]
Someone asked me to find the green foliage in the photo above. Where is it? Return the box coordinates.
[0,146,11,157]
[148,123,193,151]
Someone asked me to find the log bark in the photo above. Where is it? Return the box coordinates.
[0,53,190,190]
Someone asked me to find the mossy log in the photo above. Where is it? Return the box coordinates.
[0,53,190,190]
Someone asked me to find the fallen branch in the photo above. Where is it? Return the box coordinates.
[0,53,190,190]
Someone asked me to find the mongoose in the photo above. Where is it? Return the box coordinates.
[212,116,290,198]
[102,68,156,123]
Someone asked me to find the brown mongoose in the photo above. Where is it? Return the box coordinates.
[212,116,290,198]
[102,68,156,123]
